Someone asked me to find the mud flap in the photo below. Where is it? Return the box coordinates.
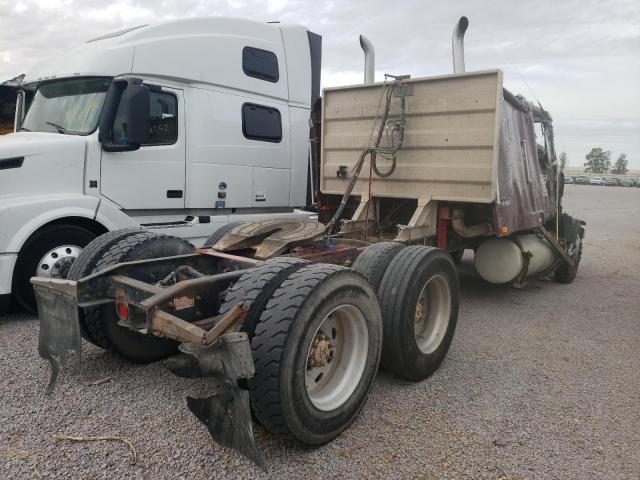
[163,332,263,468]
[31,278,82,393]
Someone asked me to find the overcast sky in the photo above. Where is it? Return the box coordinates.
[1,0,639,169]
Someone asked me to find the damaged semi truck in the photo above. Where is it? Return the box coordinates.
[29,16,584,466]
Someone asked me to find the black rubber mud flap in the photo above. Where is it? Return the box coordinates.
[163,332,263,468]
[32,278,82,393]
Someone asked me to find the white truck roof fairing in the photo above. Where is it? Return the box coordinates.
[24,17,315,107]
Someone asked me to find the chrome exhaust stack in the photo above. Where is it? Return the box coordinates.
[359,34,375,84]
[452,16,469,74]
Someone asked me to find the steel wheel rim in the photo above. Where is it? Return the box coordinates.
[36,245,83,279]
[305,304,369,412]
[414,274,451,354]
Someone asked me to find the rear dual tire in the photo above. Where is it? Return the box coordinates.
[354,243,459,382]
[243,246,458,445]
[70,230,193,362]
[244,264,383,445]
[378,246,459,381]
[68,228,145,345]
[219,257,309,337]
[351,241,405,290]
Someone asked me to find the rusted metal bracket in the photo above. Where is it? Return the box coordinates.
[140,270,242,310]
[150,302,250,346]
[512,251,532,289]
[395,198,437,243]
[204,302,249,344]
[193,248,264,266]
[339,196,371,235]
[150,310,208,344]
[537,225,576,268]
[110,275,163,295]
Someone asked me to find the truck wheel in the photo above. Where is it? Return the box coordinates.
[83,232,194,362]
[203,222,246,247]
[13,224,97,313]
[351,242,405,291]
[555,214,584,284]
[378,246,459,381]
[67,228,149,346]
[250,264,382,445]
[219,257,309,337]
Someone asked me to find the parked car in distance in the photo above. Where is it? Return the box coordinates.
[604,177,620,186]
[564,176,575,184]
[574,176,589,185]
[589,177,605,186]
[620,178,634,187]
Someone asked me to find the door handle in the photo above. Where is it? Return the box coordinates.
[167,190,183,198]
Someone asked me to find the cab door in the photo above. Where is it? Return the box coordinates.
[100,86,185,209]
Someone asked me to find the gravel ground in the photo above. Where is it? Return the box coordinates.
[1,185,639,479]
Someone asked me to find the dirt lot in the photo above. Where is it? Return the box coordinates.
[1,185,639,479]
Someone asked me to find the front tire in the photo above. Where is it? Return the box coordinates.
[249,264,383,445]
[555,214,584,284]
[13,224,97,313]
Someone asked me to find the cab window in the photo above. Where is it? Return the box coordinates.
[242,47,279,83]
[242,103,282,143]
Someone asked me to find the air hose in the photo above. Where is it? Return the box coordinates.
[326,77,408,234]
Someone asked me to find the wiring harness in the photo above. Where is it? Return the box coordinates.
[326,75,408,234]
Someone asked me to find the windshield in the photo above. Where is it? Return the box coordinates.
[21,77,111,135]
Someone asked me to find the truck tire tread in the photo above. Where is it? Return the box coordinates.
[351,242,405,291]
[203,222,246,247]
[67,228,148,346]
[250,264,382,444]
[67,228,145,281]
[555,214,583,284]
[84,232,193,360]
[378,245,459,381]
[219,257,309,337]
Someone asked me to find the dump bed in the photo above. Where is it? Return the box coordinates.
[320,69,554,234]
[320,70,503,203]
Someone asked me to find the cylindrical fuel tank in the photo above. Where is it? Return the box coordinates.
[474,234,557,284]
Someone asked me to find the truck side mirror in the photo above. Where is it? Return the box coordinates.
[14,89,25,132]
[123,84,150,146]
[99,79,150,152]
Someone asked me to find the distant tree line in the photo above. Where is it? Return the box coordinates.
[580,148,629,175]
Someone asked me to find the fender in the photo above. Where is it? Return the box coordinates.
[94,197,139,231]
[0,194,141,299]
[1,194,101,253]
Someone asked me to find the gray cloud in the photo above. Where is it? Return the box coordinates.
[1,0,638,168]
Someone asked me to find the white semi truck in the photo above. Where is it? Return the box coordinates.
[0,17,320,313]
